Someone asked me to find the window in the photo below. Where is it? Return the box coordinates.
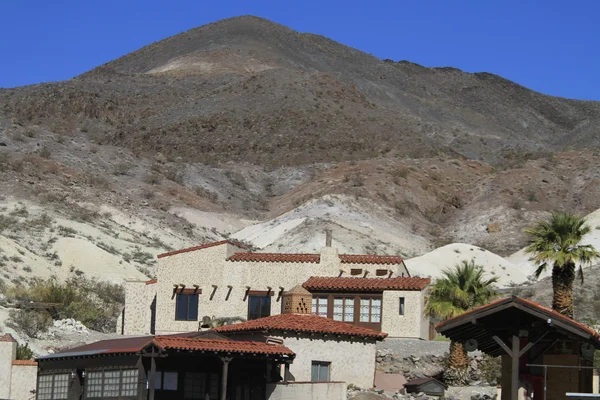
[333,297,354,322]
[350,268,362,276]
[176,293,199,321]
[311,361,331,382]
[359,298,382,323]
[399,297,405,315]
[184,372,218,399]
[376,269,388,276]
[312,297,328,317]
[153,371,178,391]
[248,295,271,320]
[85,369,139,398]
[37,374,69,400]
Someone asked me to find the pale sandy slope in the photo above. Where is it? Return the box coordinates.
[232,194,431,256]
[507,208,600,280]
[404,243,529,287]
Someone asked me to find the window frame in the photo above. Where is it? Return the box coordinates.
[247,294,272,320]
[84,369,139,399]
[399,297,405,315]
[37,373,70,400]
[359,297,382,324]
[175,293,199,321]
[312,296,329,317]
[311,361,331,382]
[332,297,354,322]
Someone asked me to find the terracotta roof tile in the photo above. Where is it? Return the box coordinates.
[435,296,600,340]
[12,360,38,366]
[145,279,158,285]
[157,240,248,259]
[0,333,16,342]
[213,313,388,339]
[153,336,294,356]
[303,276,430,292]
[227,253,320,263]
[339,254,403,265]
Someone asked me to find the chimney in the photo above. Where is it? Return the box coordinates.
[325,229,332,247]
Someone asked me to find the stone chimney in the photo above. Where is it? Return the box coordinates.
[281,285,312,314]
[325,229,332,247]
[0,333,17,399]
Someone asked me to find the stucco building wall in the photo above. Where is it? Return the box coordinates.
[267,381,346,400]
[122,280,156,335]
[0,338,16,399]
[10,364,38,400]
[153,244,413,335]
[381,290,428,339]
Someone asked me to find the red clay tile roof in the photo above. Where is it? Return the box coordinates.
[145,279,158,285]
[12,360,38,366]
[153,336,294,356]
[157,240,248,258]
[0,333,16,342]
[435,296,600,340]
[303,276,430,292]
[339,254,403,265]
[227,253,320,263]
[213,313,388,339]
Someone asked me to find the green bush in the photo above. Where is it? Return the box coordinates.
[7,309,52,338]
[7,277,125,333]
[16,342,34,360]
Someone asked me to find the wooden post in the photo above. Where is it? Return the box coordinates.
[511,335,519,400]
[149,352,157,400]
[220,356,233,400]
[284,362,290,383]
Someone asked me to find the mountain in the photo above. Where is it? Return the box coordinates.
[1,16,599,167]
[1,16,600,293]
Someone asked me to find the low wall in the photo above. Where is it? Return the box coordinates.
[10,362,38,400]
[267,381,346,400]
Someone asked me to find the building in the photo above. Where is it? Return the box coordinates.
[436,296,600,400]
[36,332,296,400]
[119,236,430,339]
[0,333,38,400]
[213,312,387,388]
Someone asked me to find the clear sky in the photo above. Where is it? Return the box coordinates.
[0,0,598,100]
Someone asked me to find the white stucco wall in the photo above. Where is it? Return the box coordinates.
[153,243,415,335]
[0,340,17,399]
[10,364,38,400]
[122,280,156,335]
[381,290,428,339]
[273,334,376,389]
[267,382,346,400]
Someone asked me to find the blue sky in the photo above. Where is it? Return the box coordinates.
[0,0,598,100]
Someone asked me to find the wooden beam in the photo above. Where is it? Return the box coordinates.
[511,335,520,400]
[149,350,157,400]
[492,335,513,357]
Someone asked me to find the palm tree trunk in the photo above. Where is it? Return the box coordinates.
[448,340,469,369]
[552,262,575,318]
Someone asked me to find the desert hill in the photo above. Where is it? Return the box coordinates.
[1,16,600,168]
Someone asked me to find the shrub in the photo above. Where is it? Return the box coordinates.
[480,355,501,384]
[389,166,410,184]
[7,309,52,338]
[163,166,184,184]
[39,146,52,159]
[16,342,34,360]
[113,163,131,176]
[344,172,365,187]
[143,173,161,185]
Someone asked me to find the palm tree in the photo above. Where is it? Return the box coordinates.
[426,259,498,385]
[524,212,599,318]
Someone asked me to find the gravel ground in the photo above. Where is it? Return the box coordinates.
[377,338,481,358]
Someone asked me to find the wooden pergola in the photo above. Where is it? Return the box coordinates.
[436,296,600,400]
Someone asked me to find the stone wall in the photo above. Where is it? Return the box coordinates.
[277,334,377,389]
[381,290,428,339]
[267,381,346,400]
[122,279,156,335]
[10,362,38,400]
[152,242,417,335]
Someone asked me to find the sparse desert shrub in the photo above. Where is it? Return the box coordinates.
[57,226,77,237]
[224,170,246,189]
[141,189,155,200]
[84,174,110,188]
[112,163,131,176]
[163,165,184,184]
[16,342,34,360]
[0,215,18,232]
[38,146,51,159]
[393,200,412,216]
[7,309,52,338]
[10,205,29,218]
[71,205,99,222]
[344,172,364,187]
[195,186,218,202]
[131,247,154,265]
[389,166,410,184]
[509,198,523,210]
[480,355,501,384]
[526,189,539,202]
[9,256,23,263]
[143,173,162,185]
